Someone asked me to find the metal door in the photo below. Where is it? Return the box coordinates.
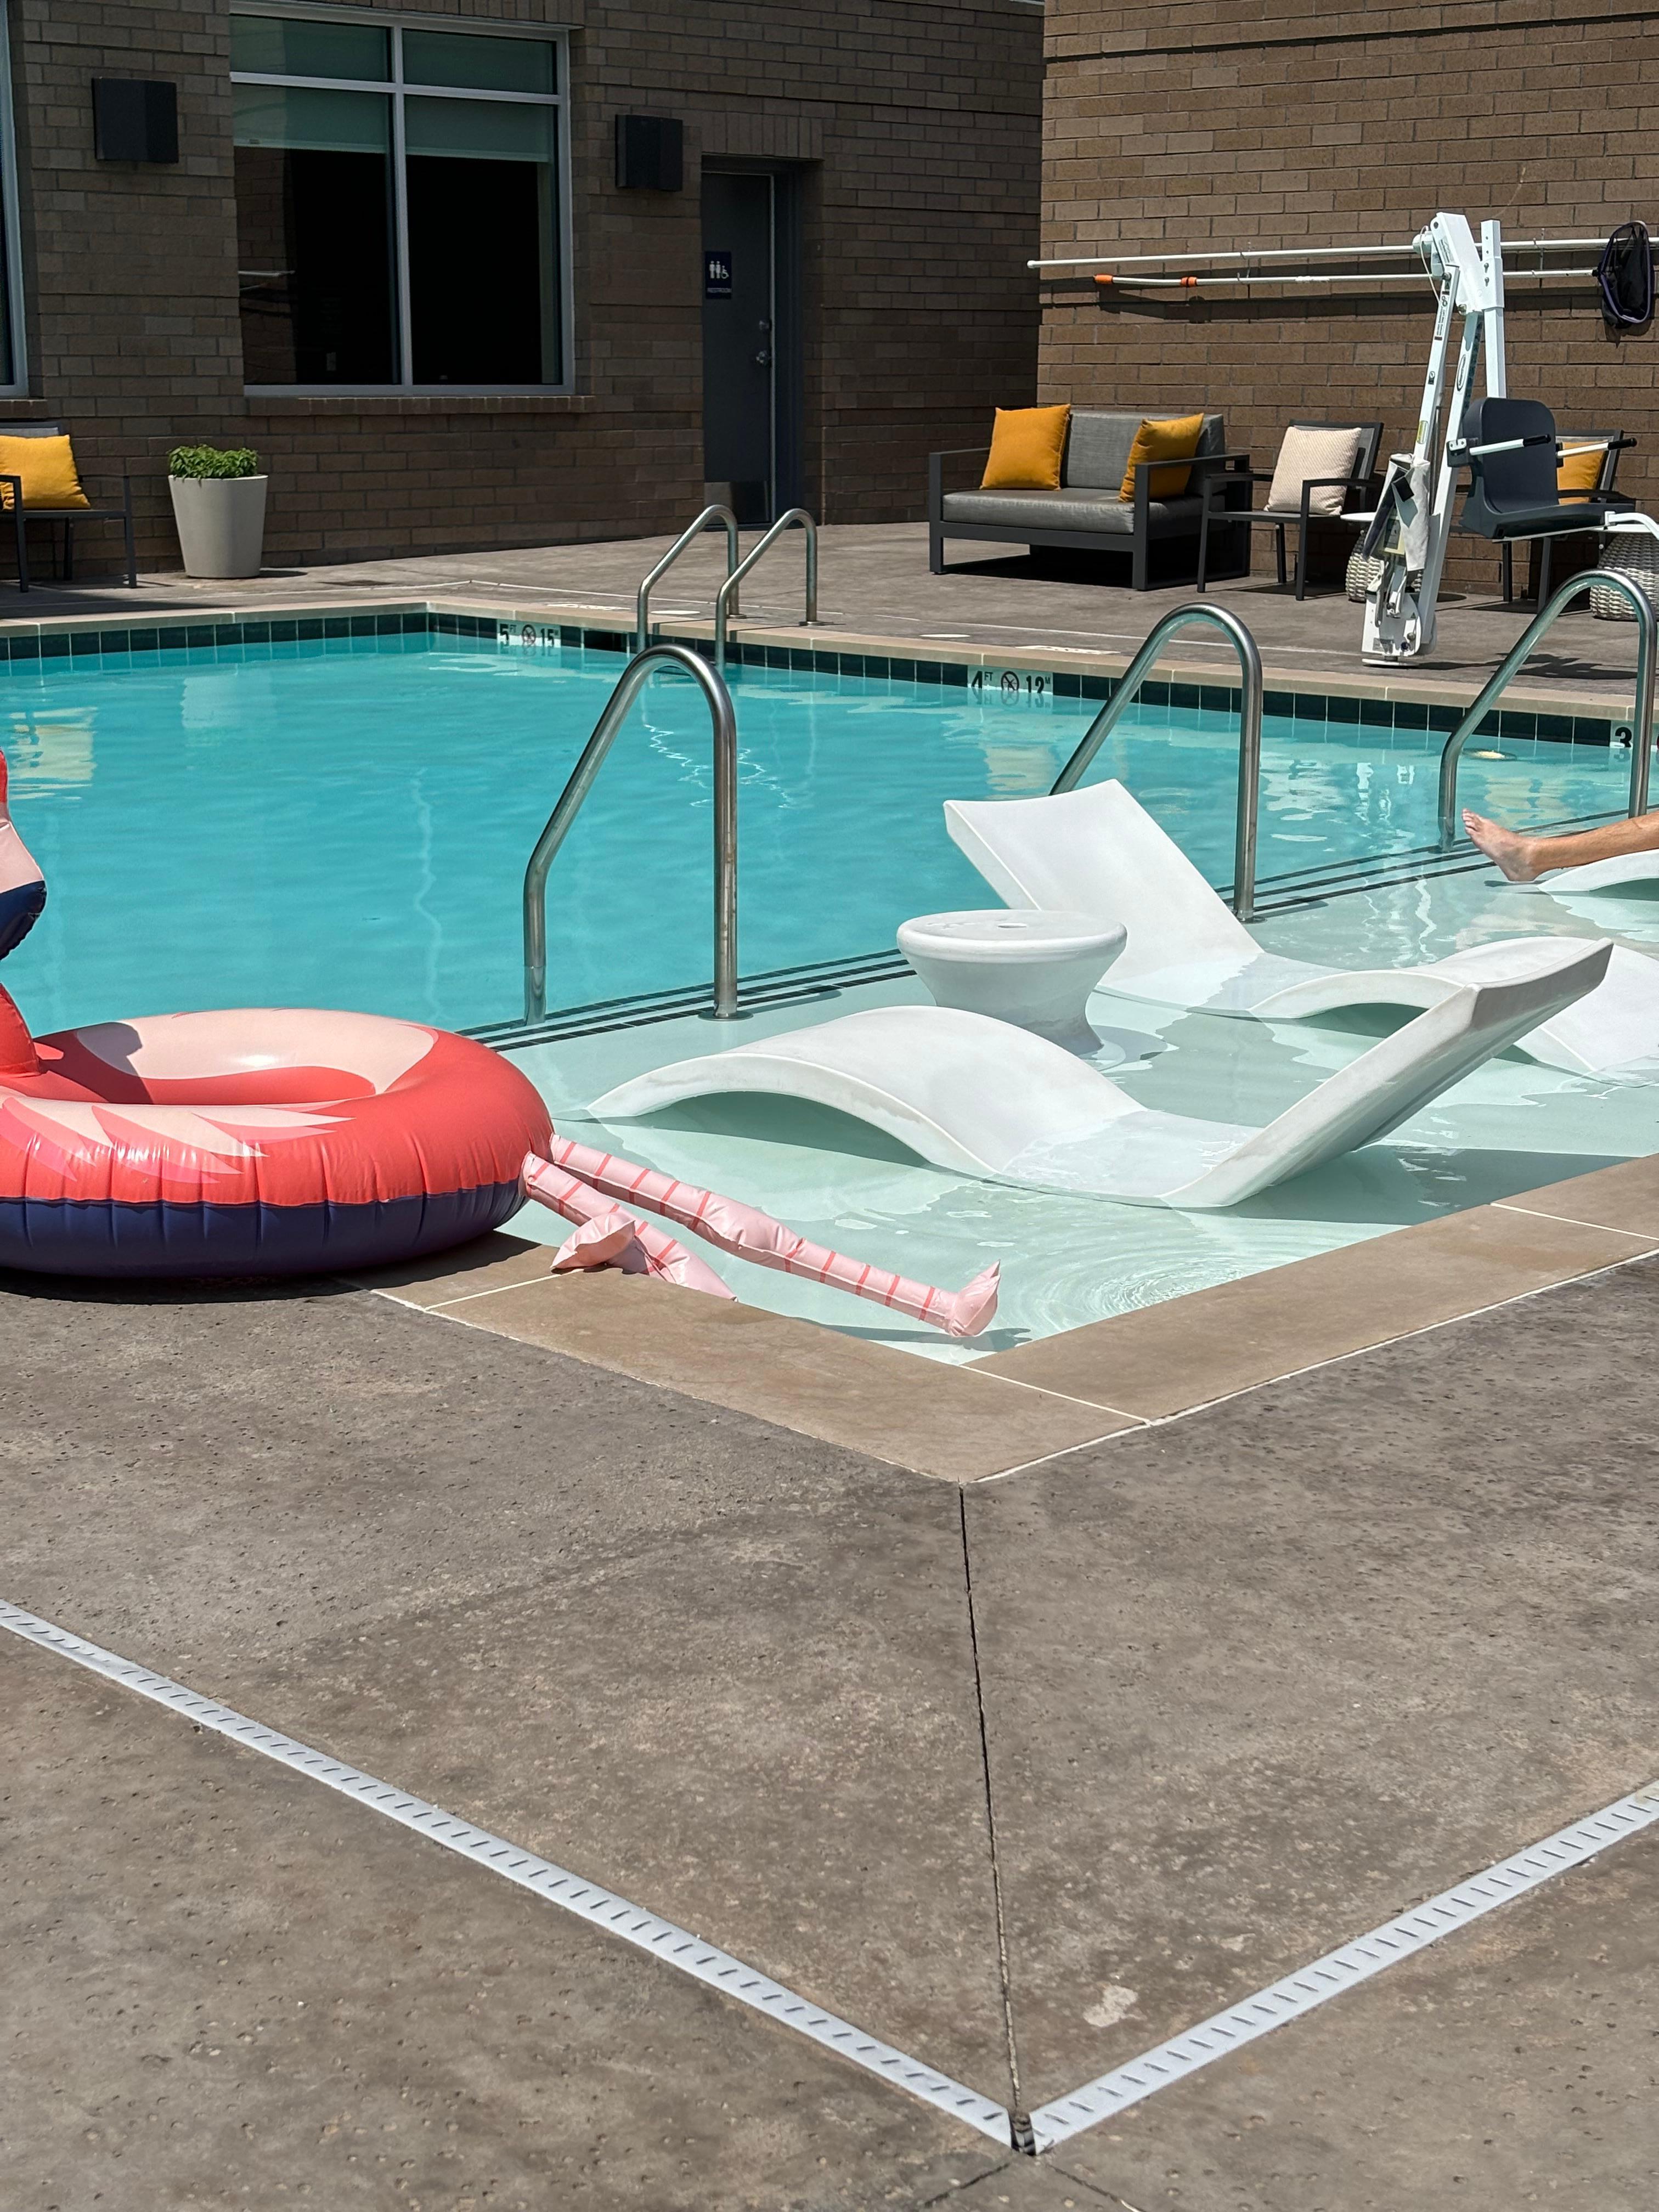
[701,170,775,524]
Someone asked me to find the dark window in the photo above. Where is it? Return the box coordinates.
[233,88,396,385]
[230,18,565,391]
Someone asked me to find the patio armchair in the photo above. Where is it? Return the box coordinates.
[1197,421,1384,599]
[0,419,138,592]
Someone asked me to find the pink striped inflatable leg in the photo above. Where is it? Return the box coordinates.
[522,1153,735,1300]
[544,1135,998,1340]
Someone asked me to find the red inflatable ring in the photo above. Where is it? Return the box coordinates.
[0,1002,552,1277]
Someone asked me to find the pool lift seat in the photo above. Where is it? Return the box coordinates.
[589,939,1612,1209]
[943,778,1659,1076]
[1457,396,1635,561]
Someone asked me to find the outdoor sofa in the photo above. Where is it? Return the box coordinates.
[927,409,1251,590]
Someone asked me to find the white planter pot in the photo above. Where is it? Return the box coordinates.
[168,475,268,579]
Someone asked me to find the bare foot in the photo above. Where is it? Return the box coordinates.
[1462,809,1543,882]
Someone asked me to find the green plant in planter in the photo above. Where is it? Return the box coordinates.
[168,444,261,479]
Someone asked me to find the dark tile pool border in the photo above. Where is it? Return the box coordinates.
[0,603,1623,748]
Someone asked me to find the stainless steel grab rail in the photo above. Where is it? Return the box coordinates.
[522,644,739,1024]
[1438,569,1657,844]
[636,504,740,653]
[714,508,817,670]
[1051,603,1266,921]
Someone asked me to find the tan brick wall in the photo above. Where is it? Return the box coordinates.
[9,0,1041,568]
[1039,0,1659,585]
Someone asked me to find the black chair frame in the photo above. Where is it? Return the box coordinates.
[1197,422,1384,600]
[0,420,138,592]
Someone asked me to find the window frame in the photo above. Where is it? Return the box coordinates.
[229,1,573,397]
[0,0,28,397]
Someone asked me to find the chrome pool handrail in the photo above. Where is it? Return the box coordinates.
[522,643,739,1024]
[714,509,818,670]
[1050,603,1266,921]
[1437,569,1657,844]
[636,504,740,653]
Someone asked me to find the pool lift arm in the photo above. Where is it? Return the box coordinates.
[1362,212,1659,663]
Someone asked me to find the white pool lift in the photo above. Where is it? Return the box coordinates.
[1358,212,1659,662]
[590,941,1610,1209]
[944,778,1659,1075]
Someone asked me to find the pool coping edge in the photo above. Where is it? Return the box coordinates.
[348,1154,1659,1484]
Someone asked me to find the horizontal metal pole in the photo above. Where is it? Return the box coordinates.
[1033,233,1608,272]
[1093,269,1592,290]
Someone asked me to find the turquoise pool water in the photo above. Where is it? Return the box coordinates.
[7,625,1657,1358]
[0,629,1639,1037]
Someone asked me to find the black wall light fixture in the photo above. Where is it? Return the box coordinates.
[616,115,684,193]
[92,79,180,164]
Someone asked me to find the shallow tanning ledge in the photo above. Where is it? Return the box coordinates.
[589,941,1610,1209]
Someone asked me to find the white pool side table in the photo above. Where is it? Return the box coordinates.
[896,908,1127,1045]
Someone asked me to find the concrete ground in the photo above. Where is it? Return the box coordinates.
[2,520,1645,706]
[3,1252,1656,2206]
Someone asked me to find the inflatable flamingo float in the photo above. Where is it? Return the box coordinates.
[0,752,996,1336]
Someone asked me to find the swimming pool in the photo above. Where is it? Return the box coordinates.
[6,622,1657,1359]
[0,627,1640,1037]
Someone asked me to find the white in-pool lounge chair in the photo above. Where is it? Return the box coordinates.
[590,938,1609,1207]
[943,780,1659,1075]
[1537,848,1659,896]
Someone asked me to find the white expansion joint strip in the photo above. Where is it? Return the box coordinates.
[0,1599,1014,2149]
[9,1596,1653,2165]
[1028,1776,1659,2152]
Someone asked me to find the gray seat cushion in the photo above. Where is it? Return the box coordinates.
[941,487,1205,536]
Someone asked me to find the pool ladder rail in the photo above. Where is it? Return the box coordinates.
[522,642,740,1025]
[1051,602,1265,922]
[635,504,739,653]
[714,509,818,670]
[635,504,819,668]
[1438,568,1657,843]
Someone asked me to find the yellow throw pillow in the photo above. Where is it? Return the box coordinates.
[0,433,90,511]
[1557,442,1606,501]
[980,404,1070,490]
[1119,414,1205,501]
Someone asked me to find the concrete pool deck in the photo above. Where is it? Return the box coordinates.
[4,520,1657,2202]
[3,1230,1656,2205]
[0,519,1647,718]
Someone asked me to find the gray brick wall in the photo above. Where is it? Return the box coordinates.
[8,0,1042,568]
[1039,0,1659,585]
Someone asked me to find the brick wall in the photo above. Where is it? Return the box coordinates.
[1039,0,1659,585]
[8,0,1042,569]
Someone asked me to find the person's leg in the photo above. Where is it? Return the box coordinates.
[1463,804,1659,881]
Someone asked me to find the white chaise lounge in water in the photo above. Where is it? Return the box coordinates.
[1537,849,1659,896]
[590,939,1610,1207]
[943,779,1659,1075]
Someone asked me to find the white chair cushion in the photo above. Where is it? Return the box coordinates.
[1265,424,1367,517]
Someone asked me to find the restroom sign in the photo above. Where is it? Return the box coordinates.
[704,249,732,298]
